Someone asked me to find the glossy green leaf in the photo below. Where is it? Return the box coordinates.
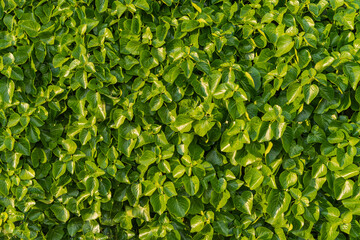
[334,178,354,200]
[171,115,193,133]
[51,204,70,223]
[191,215,205,233]
[304,84,319,104]
[279,171,297,189]
[19,20,41,38]
[15,138,30,156]
[67,218,83,237]
[52,161,66,180]
[167,196,190,218]
[234,191,253,215]
[139,150,157,167]
[344,63,360,90]
[96,0,108,12]
[275,35,294,57]
[244,168,264,190]
[266,190,291,219]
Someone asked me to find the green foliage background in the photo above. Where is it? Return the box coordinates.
[1,0,360,239]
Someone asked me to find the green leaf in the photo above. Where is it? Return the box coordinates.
[161,0,172,6]
[312,163,327,178]
[289,144,304,158]
[10,66,24,81]
[266,190,291,219]
[46,226,65,240]
[355,87,360,104]
[52,161,66,180]
[164,182,177,197]
[85,177,99,196]
[61,139,77,154]
[149,95,163,112]
[0,179,10,196]
[53,54,69,68]
[172,165,186,178]
[163,65,180,83]
[27,125,41,143]
[275,35,294,57]
[171,114,193,133]
[167,196,190,218]
[19,20,41,37]
[307,125,326,143]
[315,56,334,73]
[193,119,215,137]
[155,25,168,44]
[181,20,200,32]
[51,204,70,223]
[330,0,344,9]
[15,185,27,201]
[75,70,88,89]
[96,0,108,13]
[7,112,20,127]
[139,150,157,167]
[181,59,194,78]
[35,42,46,62]
[298,49,311,69]
[279,171,297,189]
[183,175,200,196]
[211,177,227,193]
[150,192,167,214]
[67,218,83,237]
[131,16,141,35]
[344,63,360,90]
[244,168,264,190]
[191,215,205,233]
[304,84,319,104]
[19,164,35,180]
[131,182,142,200]
[287,82,302,104]
[336,164,359,179]
[0,79,14,103]
[15,138,31,156]
[328,131,344,144]
[234,191,253,215]
[334,178,354,200]
[134,0,150,11]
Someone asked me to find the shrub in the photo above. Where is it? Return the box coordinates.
[1,0,360,239]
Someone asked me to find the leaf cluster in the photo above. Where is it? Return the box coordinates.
[1,0,360,239]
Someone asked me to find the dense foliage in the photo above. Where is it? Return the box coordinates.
[2,0,360,239]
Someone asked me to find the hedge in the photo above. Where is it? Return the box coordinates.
[1,0,360,239]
